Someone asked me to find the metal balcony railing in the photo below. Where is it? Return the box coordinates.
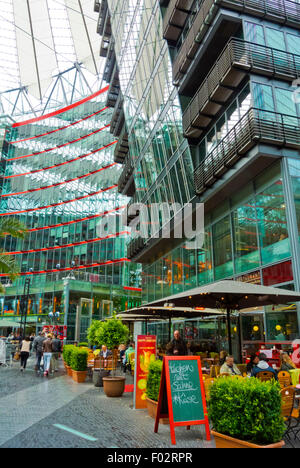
[194,108,300,195]
[173,0,300,83]
[163,0,194,42]
[127,236,145,260]
[114,128,129,164]
[183,38,300,138]
[118,156,134,195]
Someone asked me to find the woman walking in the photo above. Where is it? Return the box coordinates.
[20,336,31,372]
[42,334,53,377]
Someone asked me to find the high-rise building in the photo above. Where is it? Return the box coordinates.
[97,0,300,353]
[0,87,141,341]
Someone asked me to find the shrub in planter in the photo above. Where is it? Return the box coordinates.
[78,342,89,348]
[145,360,168,424]
[70,348,89,383]
[146,360,163,402]
[62,345,75,368]
[208,378,285,447]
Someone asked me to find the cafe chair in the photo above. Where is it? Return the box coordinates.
[203,378,215,401]
[210,365,220,378]
[237,364,247,375]
[281,387,297,447]
[256,371,276,382]
[278,371,292,389]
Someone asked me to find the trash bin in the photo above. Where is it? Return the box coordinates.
[93,369,111,387]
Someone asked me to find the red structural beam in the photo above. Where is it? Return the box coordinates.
[5,124,111,162]
[9,106,109,145]
[0,257,130,277]
[1,162,118,197]
[26,206,126,232]
[0,184,118,216]
[123,286,142,292]
[4,231,130,255]
[2,141,117,179]
[12,85,109,128]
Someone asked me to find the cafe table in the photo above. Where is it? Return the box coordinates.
[289,369,300,386]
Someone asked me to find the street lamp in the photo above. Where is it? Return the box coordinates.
[20,272,32,338]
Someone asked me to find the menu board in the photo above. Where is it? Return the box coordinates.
[168,359,204,423]
[134,335,156,409]
[154,356,210,445]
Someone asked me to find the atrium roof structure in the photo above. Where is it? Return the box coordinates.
[0,0,104,119]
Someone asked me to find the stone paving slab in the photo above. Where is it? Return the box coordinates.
[0,385,215,448]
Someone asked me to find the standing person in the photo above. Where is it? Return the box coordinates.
[32,331,46,374]
[51,334,62,373]
[20,336,31,372]
[166,330,188,356]
[42,334,53,377]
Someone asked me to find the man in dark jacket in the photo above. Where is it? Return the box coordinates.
[251,353,278,380]
[166,330,188,356]
[32,331,46,373]
[51,334,62,373]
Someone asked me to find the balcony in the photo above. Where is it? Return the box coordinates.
[127,236,145,260]
[172,0,300,84]
[106,64,120,108]
[118,156,135,196]
[163,0,194,43]
[97,0,109,35]
[183,38,300,139]
[194,108,300,195]
[110,93,125,137]
[114,128,129,164]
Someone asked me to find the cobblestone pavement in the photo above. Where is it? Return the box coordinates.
[0,361,215,448]
[0,361,298,448]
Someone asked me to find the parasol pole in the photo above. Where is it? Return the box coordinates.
[226,305,233,355]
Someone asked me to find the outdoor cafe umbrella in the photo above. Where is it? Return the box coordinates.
[116,313,168,334]
[121,306,224,341]
[142,280,300,354]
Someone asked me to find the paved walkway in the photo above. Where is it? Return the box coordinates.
[0,360,215,448]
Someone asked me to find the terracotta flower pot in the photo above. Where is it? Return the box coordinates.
[103,376,126,397]
[211,431,285,449]
[66,365,72,377]
[72,370,87,383]
[146,398,169,425]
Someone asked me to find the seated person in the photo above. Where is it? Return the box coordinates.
[246,354,259,375]
[251,353,278,380]
[280,352,297,371]
[220,356,241,376]
[124,342,135,372]
[99,345,112,369]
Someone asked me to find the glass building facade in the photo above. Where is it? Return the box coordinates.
[0,87,141,341]
[97,0,300,355]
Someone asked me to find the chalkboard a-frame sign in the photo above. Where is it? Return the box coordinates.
[154,356,210,445]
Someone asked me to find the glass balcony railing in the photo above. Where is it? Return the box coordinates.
[183,38,300,138]
[194,108,300,195]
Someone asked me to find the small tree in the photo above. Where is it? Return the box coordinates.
[96,316,129,350]
[87,320,103,347]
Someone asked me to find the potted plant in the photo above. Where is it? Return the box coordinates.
[145,360,168,424]
[62,344,75,376]
[70,348,89,383]
[90,316,129,397]
[209,377,285,448]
